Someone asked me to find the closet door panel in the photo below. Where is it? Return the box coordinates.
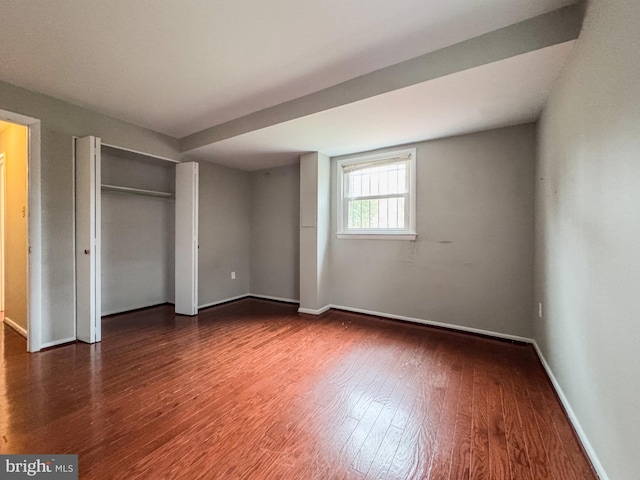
[75,136,101,343]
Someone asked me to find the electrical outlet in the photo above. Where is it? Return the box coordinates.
[538,302,543,318]
[231,271,236,280]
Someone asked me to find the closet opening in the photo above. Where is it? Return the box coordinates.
[100,144,177,319]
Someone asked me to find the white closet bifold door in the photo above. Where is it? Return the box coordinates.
[75,135,102,343]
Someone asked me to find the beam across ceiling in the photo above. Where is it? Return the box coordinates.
[180,2,584,153]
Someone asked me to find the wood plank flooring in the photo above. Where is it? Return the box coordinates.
[0,299,597,479]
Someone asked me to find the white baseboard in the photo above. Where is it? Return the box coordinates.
[531,341,608,480]
[102,301,171,317]
[298,305,331,315]
[198,294,251,310]
[328,304,532,343]
[4,317,27,338]
[40,337,76,350]
[199,294,300,310]
[249,294,299,304]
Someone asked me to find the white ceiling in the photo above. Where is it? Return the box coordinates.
[0,0,576,170]
[190,42,574,170]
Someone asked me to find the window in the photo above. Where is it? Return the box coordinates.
[337,148,416,240]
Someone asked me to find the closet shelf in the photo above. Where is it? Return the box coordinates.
[101,184,174,198]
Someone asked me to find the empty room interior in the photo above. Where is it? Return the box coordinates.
[0,0,637,478]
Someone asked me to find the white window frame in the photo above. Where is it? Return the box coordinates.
[336,148,417,240]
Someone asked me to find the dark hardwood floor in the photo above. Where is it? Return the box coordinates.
[0,299,596,479]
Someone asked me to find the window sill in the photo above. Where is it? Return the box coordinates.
[336,232,417,241]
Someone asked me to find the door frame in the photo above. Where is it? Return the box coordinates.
[0,109,42,353]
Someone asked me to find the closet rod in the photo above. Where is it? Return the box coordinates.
[101,184,174,198]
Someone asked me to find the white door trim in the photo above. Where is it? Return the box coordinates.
[0,109,42,352]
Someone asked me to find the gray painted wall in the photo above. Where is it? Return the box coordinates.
[101,149,175,193]
[198,161,250,306]
[330,124,536,337]
[535,0,640,478]
[101,150,175,315]
[0,79,180,346]
[250,164,300,301]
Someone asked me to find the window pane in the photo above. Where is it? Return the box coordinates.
[388,197,398,227]
[348,197,405,230]
[347,161,407,197]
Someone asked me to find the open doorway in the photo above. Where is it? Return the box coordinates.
[0,120,29,346]
[0,109,41,353]
[0,152,4,316]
